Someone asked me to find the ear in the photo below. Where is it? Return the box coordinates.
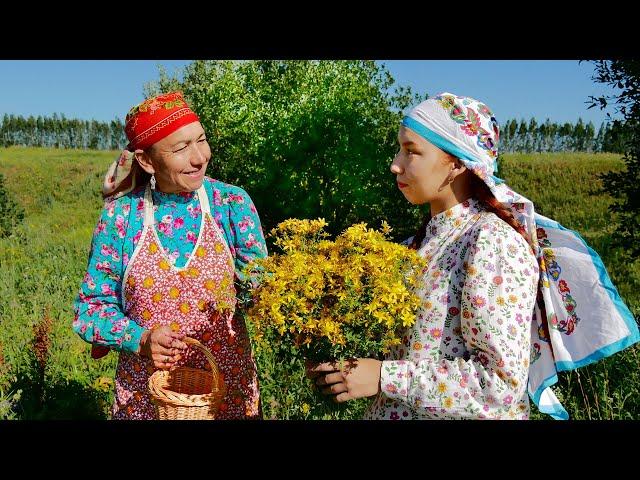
[134,149,155,175]
[450,159,467,180]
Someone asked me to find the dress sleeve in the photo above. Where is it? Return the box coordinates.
[379,221,539,418]
[225,186,268,280]
[72,195,146,354]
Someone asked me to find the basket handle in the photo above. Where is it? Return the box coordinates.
[183,337,224,392]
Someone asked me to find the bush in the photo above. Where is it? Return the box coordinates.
[0,173,24,238]
[146,60,428,243]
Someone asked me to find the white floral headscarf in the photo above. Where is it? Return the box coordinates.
[404,93,639,419]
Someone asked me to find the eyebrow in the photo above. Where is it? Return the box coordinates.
[400,141,419,147]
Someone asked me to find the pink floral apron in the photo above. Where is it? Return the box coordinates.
[112,184,261,419]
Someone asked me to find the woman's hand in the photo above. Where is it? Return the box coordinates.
[306,358,382,403]
[138,326,187,370]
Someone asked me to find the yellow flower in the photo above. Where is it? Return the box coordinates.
[148,242,158,254]
[204,279,216,291]
[413,342,422,351]
[127,276,136,287]
[169,287,180,299]
[158,259,170,271]
[142,309,152,320]
[443,397,454,408]
[196,246,207,258]
[301,403,311,415]
[188,267,200,278]
[214,243,224,254]
[496,296,505,306]
[179,302,190,314]
[143,276,154,288]
[198,299,207,311]
[508,294,518,304]
[152,292,162,303]
[437,382,447,394]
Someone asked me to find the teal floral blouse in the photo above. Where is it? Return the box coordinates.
[72,177,268,354]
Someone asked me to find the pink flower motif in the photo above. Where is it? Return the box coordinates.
[186,231,197,244]
[213,189,223,206]
[385,384,398,394]
[100,244,112,257]
[98,310,116,319]
[122,204,131,217]
[161,214,173,224]
[95,261,112,274]
[448,306,460,316]
[173,217,185,229]
[101,284,115,296]
[95,221,106,235]
[136,199,145,211]
[132,230,142,244]
[157,222,173,237]
[390,412,400,420]
[471,295,486,308]
[87,303,102,316]
[493,276,503,285]
[430,328,442,339]
[503,395,513,406]
[228,193,245,204]
[115,215,126,238]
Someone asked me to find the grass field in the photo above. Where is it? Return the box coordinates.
[1,146,638,419]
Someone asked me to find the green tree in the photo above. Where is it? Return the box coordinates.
[145,60,427,242]
[589,60,640,256]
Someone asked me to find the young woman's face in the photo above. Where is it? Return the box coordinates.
[146,122,211,193]
[390,126,453,205]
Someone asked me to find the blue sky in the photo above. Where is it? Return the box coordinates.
[0,60,621,127]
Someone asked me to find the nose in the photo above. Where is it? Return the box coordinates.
[390,154,403,175]
[190,142,209,166]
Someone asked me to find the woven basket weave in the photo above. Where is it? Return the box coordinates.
[148,337,226,420]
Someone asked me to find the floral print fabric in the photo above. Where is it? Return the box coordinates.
[73,177,267,354]
[111,184,260,419]
[364,198,539,419]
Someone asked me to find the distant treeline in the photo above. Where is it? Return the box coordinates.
[500,117,628,153]
[0,113,629,154]
[0,114,127,150]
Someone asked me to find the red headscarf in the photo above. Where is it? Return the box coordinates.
[101,91,201,200]
[125,91,200,150]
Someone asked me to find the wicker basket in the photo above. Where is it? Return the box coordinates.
[148,337,226,420]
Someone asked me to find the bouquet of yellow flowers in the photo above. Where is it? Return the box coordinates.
[243,219,426,364]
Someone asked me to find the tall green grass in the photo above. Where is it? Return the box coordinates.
[1,147,638,419]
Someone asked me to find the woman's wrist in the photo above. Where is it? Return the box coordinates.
[137,329,151,357]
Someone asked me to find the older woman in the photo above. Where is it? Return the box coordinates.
[73,91,267,419]
[309,92,639,419]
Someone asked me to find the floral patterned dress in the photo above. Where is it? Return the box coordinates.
[364,198,539,420]
[73,177,267,419]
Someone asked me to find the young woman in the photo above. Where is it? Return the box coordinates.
[308,93,639,419]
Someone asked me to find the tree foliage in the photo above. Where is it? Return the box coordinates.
[145,60,427,241]
[589,60,640,257]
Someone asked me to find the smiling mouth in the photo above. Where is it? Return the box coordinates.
[184,166,203,177]
[397,181,408,189]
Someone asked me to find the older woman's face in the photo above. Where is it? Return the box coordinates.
[390,126,453,205]
[147,121,211,193]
